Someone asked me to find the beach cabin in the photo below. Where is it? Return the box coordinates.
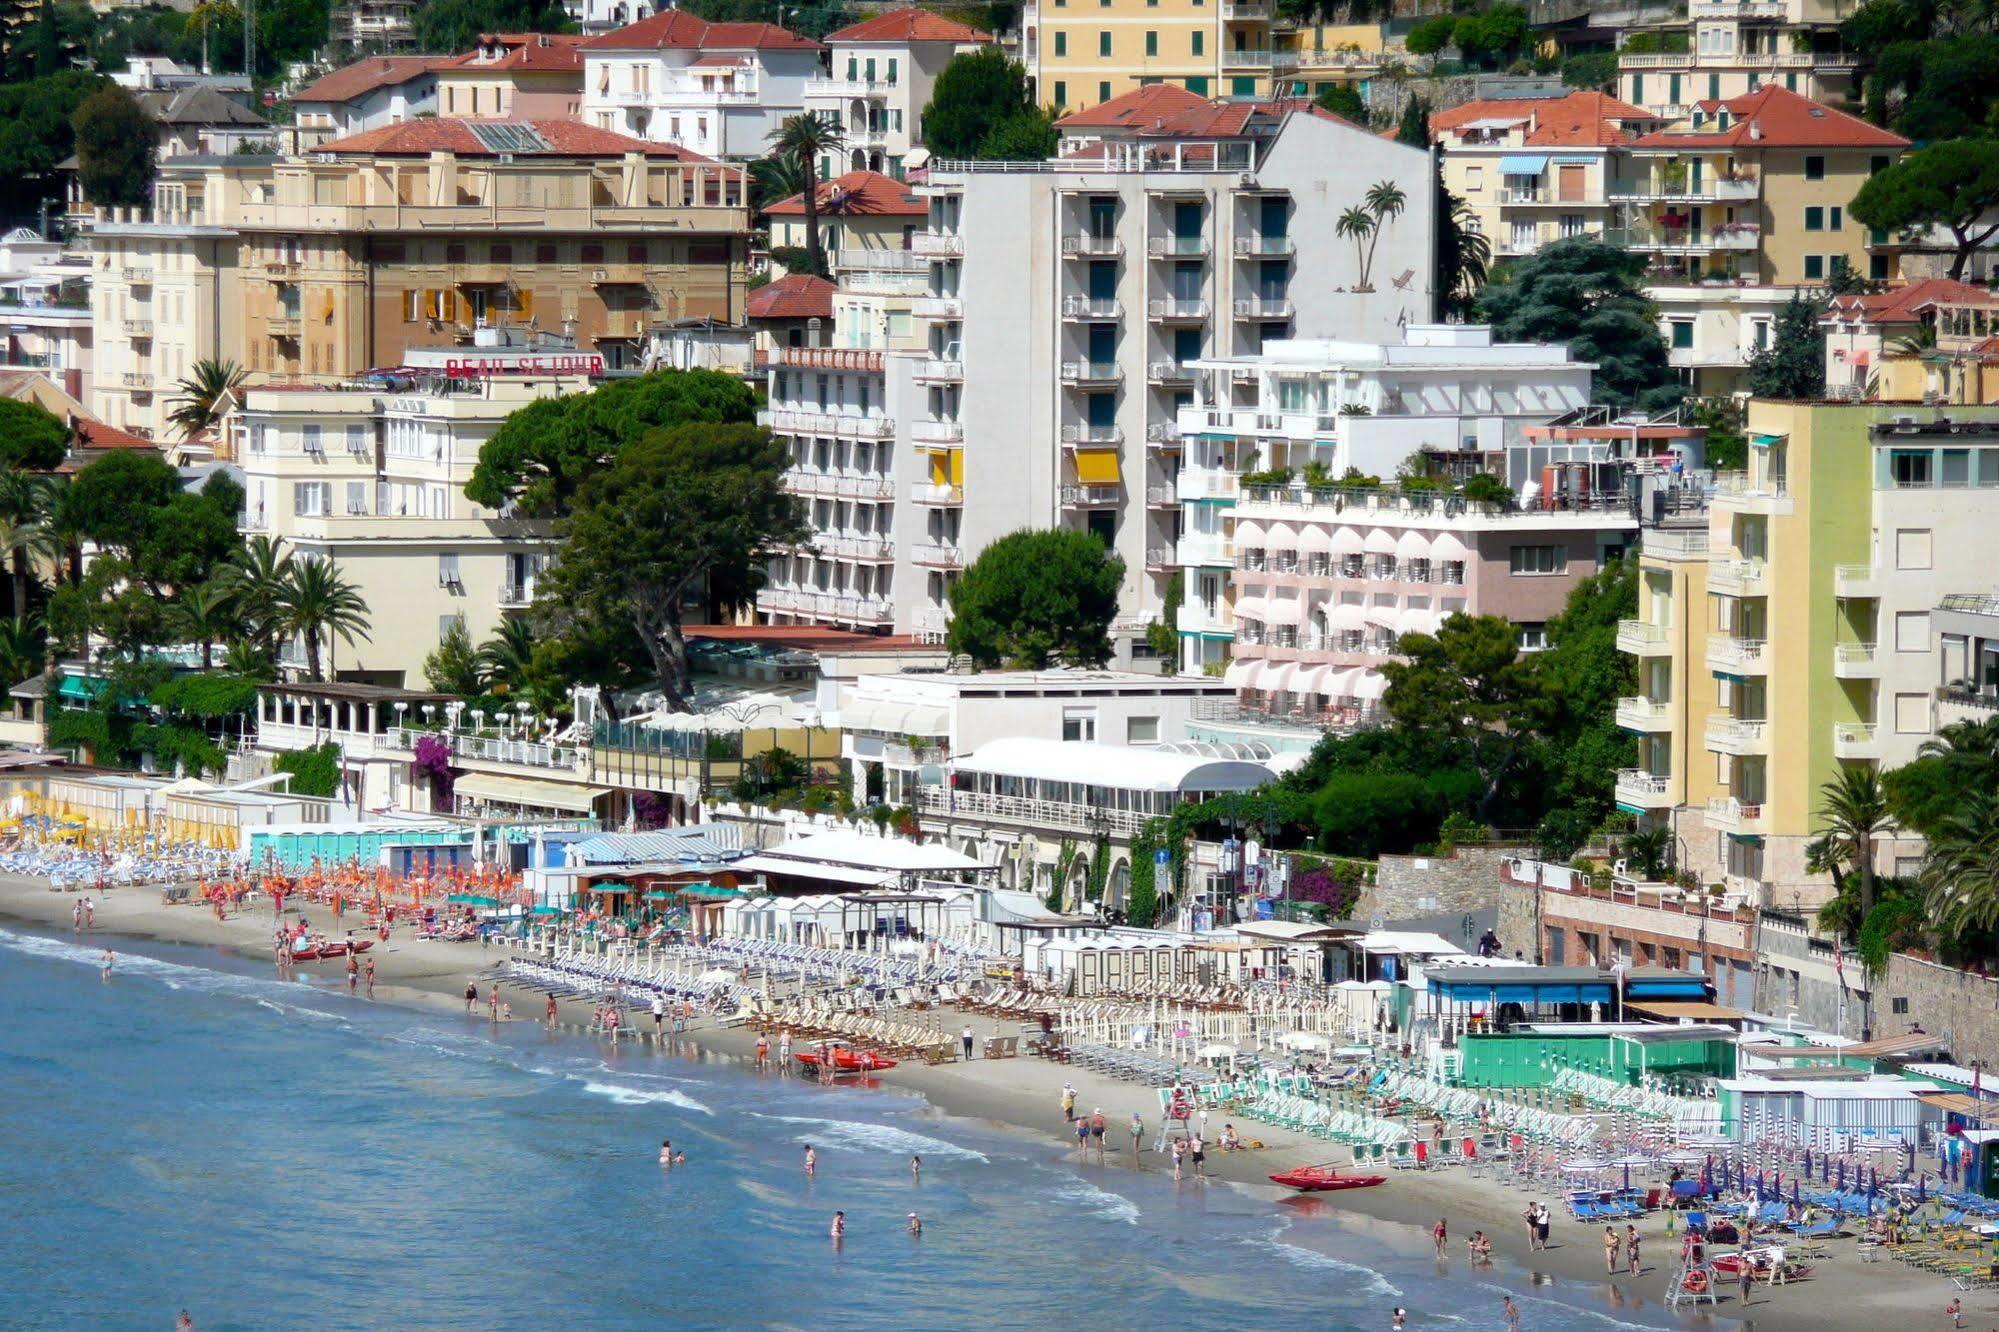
[41,773,171,832]
[1719,1076,1939,1150]
[246,819,473,873]
[732,829,991,895]
[1230,919,1366,983]
[161,783,332,851]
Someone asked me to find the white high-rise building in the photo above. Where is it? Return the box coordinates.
[578,12,825,160]
[803,7,993,178]
[910,103,1436,661]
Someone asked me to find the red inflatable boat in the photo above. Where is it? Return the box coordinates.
[1268,1165,1387,1192]
[795,1043,898,1073]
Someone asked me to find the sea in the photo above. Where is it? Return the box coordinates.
[0,925,1694,1331]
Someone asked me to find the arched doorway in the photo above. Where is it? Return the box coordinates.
[1106,857,1130,909]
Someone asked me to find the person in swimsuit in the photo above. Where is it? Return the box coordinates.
[911,1155,921,1180]
[545,993,558,1025]
[1190,1134,1207,1179]
[464,982,478,1013]
[907,1212,922,1235]
[660,1140,673,1166]
[1171,1137,1185,1180]
[830,1211,845,1240]
[1433,1218,1448,1259]
[1626,1225,1641,1276]
[804,1145,816,1175]
[363,956,375,997]
[1089,1110,1107,1164]
[347,954,359,992]
[755,1034,770,1068]
[1605,1226,1621,1274]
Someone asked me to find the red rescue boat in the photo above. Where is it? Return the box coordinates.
[1268,1165,1387,1192]
[795,1043,898,1073]
[289,937,375,963]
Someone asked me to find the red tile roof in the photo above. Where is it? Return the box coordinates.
[1056,83,1210,129]
[313,118,714,158]
[747,274,836,320]
[437,33,588,74]
[294,55,442,104]
[71,418,154,451]
[1631,85,1908,151]
[1431,90,1657,148]
[765,170,925,217]
[1824,277,1999,325]
[1057,85,1356,138]
[580,11,822,52]
[825,7,992,44]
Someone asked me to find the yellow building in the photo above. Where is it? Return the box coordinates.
[1023,0,1385,110]
[1618,86,1907,288]
[433,32,586,120]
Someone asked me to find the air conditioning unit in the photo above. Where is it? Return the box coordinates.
[592,268,609,282]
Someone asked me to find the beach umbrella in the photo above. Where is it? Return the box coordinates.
[1918,1174,1928,1203]
[1791,1179,1801,1207]
[1837,1161,1847,1189]
[1802,1148,1812,1176]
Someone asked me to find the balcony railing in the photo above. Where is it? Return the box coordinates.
[1147,297,1210,321]
[1148,234,1211,257]
[910,483,964,505]
[380,726,583,771]
[121,317,153,336]
[1614,769,1673,808]
[1615,619,1669,654]
[1059,361,1122,385]
[911,295,962,320]
[1234,233,1294,256]
[1705,634,1768,673]
[1832,641,1879,676]
[1833,564,1880,598]
[1832,721,1879,758]
[1061,233,1124,258]
[1706,558,1765,595]
[810,534,894,562]
[1061,294,1122,320]
[914,785,1152,837]
[910,418,965,444]
[1614,696,1671,730]
[1705,795,1767,833]
[1060,424,1122,445]
[1147,360,1194,383]
[758,588,893,623]
[1147,422,1182,446]
[785,469,895,500]
[1060,484,1121,507]
[1233,297,1295,319]
[914,358,964,382]
[910,541,965,568]
[766,409,895,440]
[911,232,963,257]
[1704,715,1768,753]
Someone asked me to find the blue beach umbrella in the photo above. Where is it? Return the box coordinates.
[1791,1179,1801,1207]
[1837,1161,1847,1189]
[1917,1174,1927,1203]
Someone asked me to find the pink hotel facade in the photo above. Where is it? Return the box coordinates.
[1222,484,1639,726]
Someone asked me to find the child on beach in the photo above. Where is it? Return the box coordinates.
[804,1146,816,1175]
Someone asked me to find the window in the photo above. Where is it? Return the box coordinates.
[1891,449,1932,488]
[439,614,465,644]
[301,424,323,455]
[1517,623,1548,651]
[1830,205,1843,231]
[1895,610,1930,653]
[1054,81,1067,106]
[1870,254,1890,281]
[1145,30,1157,55]
[291,482,329,516]
[1804,206,1824,231]
[1895,691,1931,733]
[1509,545,1568,575]
[1054,31,1066,55]
[438,552,462,589]
[1803,254,1824,280]
[1099,80,1111,103]
[1670,320,1694,349]
[345,481,368,515]
[1191,31,1203,56]
[1098,30,1110,55]
[1061,708,1097,742]
[1891,995,1910,1015]
[1804,154,1825,180]
[1126,716,1160,743]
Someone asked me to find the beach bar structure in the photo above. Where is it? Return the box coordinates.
[36,772,171,831]
[1426,964,1621,1028]
[721,889,976,949]
[731,830,993,895]
[1718,1076,1941,1148]
[1452,1023,1739,1089]
[1232,919,1366,983]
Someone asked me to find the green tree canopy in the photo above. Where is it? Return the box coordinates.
[542,422,804,710]
[1404,13,1457,54]
[1475,237,1682,413]
[1850,141,1999,281]
[1395,95,1430,147]
[1746,292,1828,399]
[1314,84,1368,124]
[945,528,1125,670]
[919,47,1047,159]
[465,369,757,516]
[0,398,69,471]
[1452,4,1529,68]
[0,70,104,219]
[72,83,157,208]
[411,0,572,52]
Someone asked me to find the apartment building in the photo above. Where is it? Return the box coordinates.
[88,121,748,437]
[1431,90,1663,262]
[912,102,1433,659]
[806,8,992,177]
[291,56,441,147]
[1820,278,1994,402]
[434,33,587,120]
[1170,324,1595,680]
[765,171,926,277]
[0,229,92,402]
[225,368,583,686]
[328,0,418,52]
[1616,400,1999,911]
[579,12,824,159]
[1617,0,1858,120]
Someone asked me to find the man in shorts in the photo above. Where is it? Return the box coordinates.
[652,994,667,1039]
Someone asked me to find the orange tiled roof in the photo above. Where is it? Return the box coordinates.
[1824,277,1999,325]
[437,33,588,74]
[1056,83,1209,129]
[765,170,925,217]
[71,418,154,451]
[747,274,836,320]
[1431,90,1658,148]
[1057,85,1356,138]
[825,7,991,44]
[580,11,823,52]
[1630,85,1908,151]
[294,55,442,104]
[313,117,715,158]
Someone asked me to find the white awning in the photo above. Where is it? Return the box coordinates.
[1223,657,1258,687]
[1350,670,1389,700]
[454,773,610,814]
[1399,607,1443,636]
[1330,527,1365,554]
[1264,522,1297,556]
[1318,667,1355,699]
[1363,528,1397,555]
[1289,665,1330,698]
[1262,661,1300,694]
[1365,603,1400,628]
[840,698,950,737]
[1430,531,1470,562]
[1234,595,1266,622]
[1395,529,1430,561]
[1296,523,1334,555]
[1234,519,1265,549]
[1327,602,1367,630]
[1263,595,1303,625]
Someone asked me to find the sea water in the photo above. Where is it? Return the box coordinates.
[0,926,1693,1331]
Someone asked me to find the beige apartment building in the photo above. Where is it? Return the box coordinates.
[89,119,749,437]
[434,33,587,120]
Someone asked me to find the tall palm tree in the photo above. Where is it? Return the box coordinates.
[166,358,246,441]
[40,480,87,587]
[276,557,370,681]
[1921,787,1999,937]
[749,152,807,218]
[0,613,42,690]
[765,113,846,278]
[476,616,536,691]
[1810,764,1893,931]
[1359,179,1407,292]
[221,534,293,659]
[175,579,242,671]
[1889,321,1939,359]
[0,510,56,621]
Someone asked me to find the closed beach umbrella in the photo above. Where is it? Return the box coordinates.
[1791,1179,1801,1206]
[1802,1148,1812,1176]
[1837,1161,1846,1189]
[1918,1174,1928,1203]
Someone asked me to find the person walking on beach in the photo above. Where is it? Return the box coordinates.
[1946,1296,1964,1328]
[1433,1217,1448,1259]
[755,1033,770,1069]
[1523,1204,1541,1251]
[962,1024,975,1060]
[1604,1226,1620,1274]
[779,1028,793,1069]
[545,993,558,1026]
[363,956,375,998]
[1536,1202,1551,1249]
[464,981,478,1014]
[1129,1112,1144,1162]
[1738,1255,1754,1306]
[1626,1224,1641,1276]
[488,988,499,1023]
[347,953,359,993]
[1090,1109,1107,1164]
[1075,1115,1090,1160]
[652,994,666,1040]
[1061,1082,1077,1123]
[83,896,94,929]
[71,899,82,933]
[1190,1132,1207,1180]
[1170,1137,1185,1181]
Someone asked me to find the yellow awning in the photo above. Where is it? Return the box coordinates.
[1073,448,1121,485]
[453,773,609,814]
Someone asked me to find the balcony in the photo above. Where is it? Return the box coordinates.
[1221,0,1270,15]
[910,418,965,445]
[1705,634,1768,675]
[120,370,155,391]
[1670,345,1749,369]
[1145,484,1177,509]
[121,317,153,337]
[1706,558,1766,596]
[1615,768,1674,811]
[1234,233,1294,257]
[1833,564,1881,598]
[1147,359,1194,385]
[911,232,963,258]
[758,588,893,625]
[1061,233,1124,259]
[1146,298,1209,322]
[1145,546,1174,570]
[1061,295,1122,321]
[1233,297,1295,320]
[1059,360,1122,386]
[1175,532,1235,567]
[913,785,1153,838]
[914,358,964,383]
[1705,796,1768,835]
[910,541,965,569]
[1147,421,1183,448]
[1832,641,1880,678]
[1704,714,1769,756]
[1148,235,1210,259]
[1712,471,1794,516]
[1642,527,1711,562]
[911,294,962,321]
[1690,0,1785,15]
[1615,696,1673,732]
[1832,721,1880,760]
[1624,176,1760,204]
[267,316,302,338]
[1060,424,1122,446]
[803,76,895,98]
[766,409,895,441]
[1620,224,1760,254]
[785,469,896,501]
[1616,618,1670,656]
[1060,484,1121,507]
[910,483,963,506]
[811,534,894,562]
[1176,469,1238,502]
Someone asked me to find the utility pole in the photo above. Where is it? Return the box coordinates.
[243,0,255,83]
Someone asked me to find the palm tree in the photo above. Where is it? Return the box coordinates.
[476,616,536,690]
[41,480,87,587]
[221,534,293,659]
[0,613,42,690]
[1921,787,1999,937]
[1620,827,1670,882]
[1811,764,1893,932]
[276,556,370,681]
[1889,321,1939,359]
[0,510,56,621]
[1441,194,1491,317]
[1336,205,1378,290]
[166,358,246,441]
[175,579,242,671]
[749,152,807,217]
[1359,180,1407,292]
[765,113,846,278]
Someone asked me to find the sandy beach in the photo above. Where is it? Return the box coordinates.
[3,871,1979,1332]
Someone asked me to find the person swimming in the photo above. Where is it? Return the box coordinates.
[907,1212,922,1235]
[659,1140,673,1166]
